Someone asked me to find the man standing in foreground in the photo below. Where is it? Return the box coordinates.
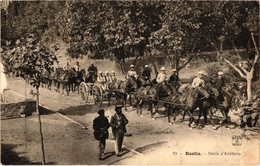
[93,109,110,160]
[110,106,129,156]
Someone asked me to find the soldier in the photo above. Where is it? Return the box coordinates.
[74,61,81,71]
[111,71,117,82]
[93,109,110,160]
[168,69,180,88]
[192,70,205,88]
[64,62,71,70]
[168,68,180,94]
[110,105,129,156]
[126,64,137,79]
[88,62,98,75]
[142,65,151,80]
[105,71,112,83]
[97,71,106,91]
[156,67,167,83]
[214,71,225,105]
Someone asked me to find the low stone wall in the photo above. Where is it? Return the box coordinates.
[1,100,36,118]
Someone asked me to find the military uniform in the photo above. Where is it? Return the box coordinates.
[156,72,167,83]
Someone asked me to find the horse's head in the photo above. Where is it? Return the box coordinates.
[204,81,219,98]
[127,76,138,90]
[136,76,146,88]
[196,86,210,99]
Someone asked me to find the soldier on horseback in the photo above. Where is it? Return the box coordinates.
[64,62,71,70]
[192,70,205,88]
[141,65,152,87]
[156,67,167,83]
[168,68,180,95]
[111,71,117,82]
[214,71,225,103]
[87,62,98,83]
[126,64,137,93]
[74,61,81,72]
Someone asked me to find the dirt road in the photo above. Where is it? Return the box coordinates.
[1,78,259,165]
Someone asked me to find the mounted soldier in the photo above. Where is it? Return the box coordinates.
[168,68,180,95]
[87,62,98,83]
[141,65,152,87]
[156,67,167,84]
[126,64,137,93]
[192,70,205,88]
[111,71,117,82]
[64,62,71,70]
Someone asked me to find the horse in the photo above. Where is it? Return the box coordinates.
[57,69,77,96]
[85,71,97,83]
[49,67,63,92]
[164,86,210,127]
[69,69,86,93]
[108,77,137,111]
[216,82,241,126]
[134,82,172,120]
[195,81,220,129]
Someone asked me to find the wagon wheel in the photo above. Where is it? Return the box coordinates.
[92,84,103,106]
[79,82,89,103]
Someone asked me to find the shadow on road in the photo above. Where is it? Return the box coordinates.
[135,141,168,153]
[1,143,56,165]
[58,104,106,116]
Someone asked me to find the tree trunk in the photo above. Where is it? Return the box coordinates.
[36,88,46,165]
[246,78,252,102]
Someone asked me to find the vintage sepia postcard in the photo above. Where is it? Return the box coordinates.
[1,0,259,165]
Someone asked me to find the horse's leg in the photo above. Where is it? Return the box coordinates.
[187,110,195,127]
[196,110,202,126]
[129,95,132,106]
[149,100,154,119]
[124,94,127,111]
[182,110,186,122]
[208,107,217,129]
[203,108,208,126]
[108,93,111,106]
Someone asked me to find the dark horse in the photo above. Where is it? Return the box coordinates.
[134,82,172,120]
[195,81,220,129]
[164,86,210,127]
[108,77,137,111]
[69,69,86,93]
[57,69,77,96]
[215,82,241,126]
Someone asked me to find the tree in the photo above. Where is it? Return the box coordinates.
[222,3,259,102]
[150,1,210,75]
[198,1,259,102]
[1,34,59,164]
[64,1,163,74]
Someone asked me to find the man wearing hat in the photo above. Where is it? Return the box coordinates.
[156,67,167,83]
[74,61,81,72]
[126,64,137,93]
[97,71,107,90]
[192,70,205,88]
[142,65,151,80]
[168,68,180,94]
[214,71,225,105]
[87,62,98,82]
[93,109,110,160]
[141,65,152,87]
[111,71,117,82]
[64,62,71,70]
[110,105,129,156]
[127,64,137,79]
